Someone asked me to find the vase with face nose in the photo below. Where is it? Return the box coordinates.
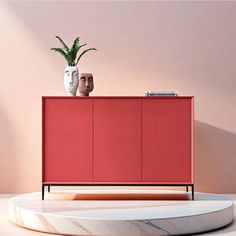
[64,66,79,96]
[79,73,94,96]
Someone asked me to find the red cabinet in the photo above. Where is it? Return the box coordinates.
[42,96,194,199]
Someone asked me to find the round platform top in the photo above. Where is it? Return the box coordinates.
[9,190,234,236]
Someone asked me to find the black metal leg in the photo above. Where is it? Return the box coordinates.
[192,184,194,200]
[186,186,189,192]
[42,185,45,200]
[48,185,50,192]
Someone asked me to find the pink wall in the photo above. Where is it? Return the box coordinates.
[0,1,235,193]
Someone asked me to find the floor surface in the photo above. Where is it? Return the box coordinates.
[0,194,236,236]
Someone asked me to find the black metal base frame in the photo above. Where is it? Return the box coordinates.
[42,184,194,201]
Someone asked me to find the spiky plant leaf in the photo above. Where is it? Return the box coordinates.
[50,48,69,64]
[78,43,87,51]
[76,48,97,65]
[71,43,87,66]
[71,37,80,51]
[67,49,77,66]
[55,36,69,53]
[69,37,80,65]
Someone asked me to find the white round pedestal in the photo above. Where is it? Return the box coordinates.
[8,190,234,236]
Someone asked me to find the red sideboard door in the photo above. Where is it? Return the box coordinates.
[142,98,193,183]
[94,98,142,182]
[43,98,93,183]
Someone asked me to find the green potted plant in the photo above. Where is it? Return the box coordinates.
[51,36,97,96]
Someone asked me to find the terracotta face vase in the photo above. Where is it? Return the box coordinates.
[64,66,79,96]
[79,73,94,96]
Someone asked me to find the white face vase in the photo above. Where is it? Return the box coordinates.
[64,66,79,96]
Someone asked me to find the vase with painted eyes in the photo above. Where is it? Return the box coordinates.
[63,66,79,96]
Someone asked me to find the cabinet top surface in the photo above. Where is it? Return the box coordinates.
[42,96,193,99]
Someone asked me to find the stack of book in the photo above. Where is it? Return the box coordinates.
[145,91,178,96]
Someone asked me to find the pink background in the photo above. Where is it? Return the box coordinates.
[0,1,235,193]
